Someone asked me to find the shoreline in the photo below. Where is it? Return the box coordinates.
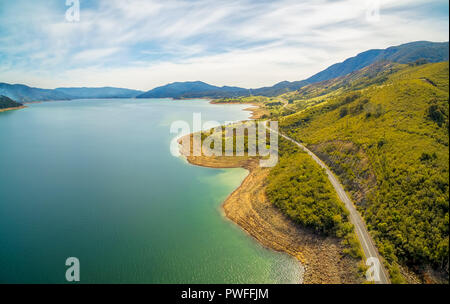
[0,106,27,113]
[180,148,362,283]
[178,107,363,283]
[209,100,268,119]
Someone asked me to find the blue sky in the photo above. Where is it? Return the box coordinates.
[0,0,448,90]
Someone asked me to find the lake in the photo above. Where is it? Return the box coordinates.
[0,98,302,283]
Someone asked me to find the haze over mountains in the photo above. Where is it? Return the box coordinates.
[0,84,144,103]
[136,41,448,98]
[0,83,72,103]
[244,40,449,97]
[1,41,448,102]
[54,87,144,100]
[136,81,249,99]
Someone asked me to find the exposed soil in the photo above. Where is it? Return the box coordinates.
[179,134,363,284]
[0,106,27,113]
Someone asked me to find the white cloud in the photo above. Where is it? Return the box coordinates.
[72,47,121,62]
[0,0,448,90]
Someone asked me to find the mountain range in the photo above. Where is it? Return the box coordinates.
[1,41,448,102]
[0,84,143,103]
[0,83,72,103]
[135,81,249,99]
[248,40,449,96]
[54,87,143,100]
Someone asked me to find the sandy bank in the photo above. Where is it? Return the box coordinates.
[179,134,363,284]
[0,106,27,113]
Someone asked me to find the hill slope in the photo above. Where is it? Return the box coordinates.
[0,95,24,109]
[306,41,449,84]
[0,83,143,102]
[277,61,449,283]
[136,81,250,99]
[137,41,449,99]
[255,41,449,97]
[2,41,447,101]
[54,87,143,99]
[0,83,72,102]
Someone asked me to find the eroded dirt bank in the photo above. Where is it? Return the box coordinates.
[179,136,363,284]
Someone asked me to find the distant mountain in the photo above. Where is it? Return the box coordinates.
[0,83,143,102]
[0,95,23,109]
[136,81,250,99]
[137,41,448,99]
[250,80,310,97]
[305,41,449,84]
[0,83,72,102]
[2,41,448,101]
[280,61,404,105]
[249,41,449,97]
[55,87,143,99]
[137,80,312,100]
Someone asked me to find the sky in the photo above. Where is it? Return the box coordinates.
[0,0,448,91]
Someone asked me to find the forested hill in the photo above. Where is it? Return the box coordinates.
[136,41,448,99]
[136,81,250,99]
[0,83,72,102]
[305,41,449,84]
[54,87,143,99]
[251,41,448,97]
[1,41,448,101]
[275,61,449,283]
[0,83,143,102]
[0,95,24,109]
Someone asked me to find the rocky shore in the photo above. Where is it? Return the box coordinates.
[179,134,363,284]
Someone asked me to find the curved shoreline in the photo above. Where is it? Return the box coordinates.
[0,106,27,113]
[179,131,363,284]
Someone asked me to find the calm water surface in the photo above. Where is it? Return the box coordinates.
[0,98,302,283]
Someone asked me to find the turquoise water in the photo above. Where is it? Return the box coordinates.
[0,98,302,283]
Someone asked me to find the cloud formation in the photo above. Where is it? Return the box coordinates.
[0,0,448,90]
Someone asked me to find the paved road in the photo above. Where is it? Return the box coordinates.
[269,128,391,284]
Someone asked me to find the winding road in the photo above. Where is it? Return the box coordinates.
[269,127,391,284]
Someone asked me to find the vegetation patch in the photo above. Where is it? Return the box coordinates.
[276,62,449,282]
[0,95,23,109]
[309,141,377,210]
[266,138,363,259]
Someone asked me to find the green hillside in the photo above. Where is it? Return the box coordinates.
[0,95,23,109]
[266,137,363,259]
[276,62,449,282]
[195,123,365,262]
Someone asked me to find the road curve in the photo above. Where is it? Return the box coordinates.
[270,128,391,284]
